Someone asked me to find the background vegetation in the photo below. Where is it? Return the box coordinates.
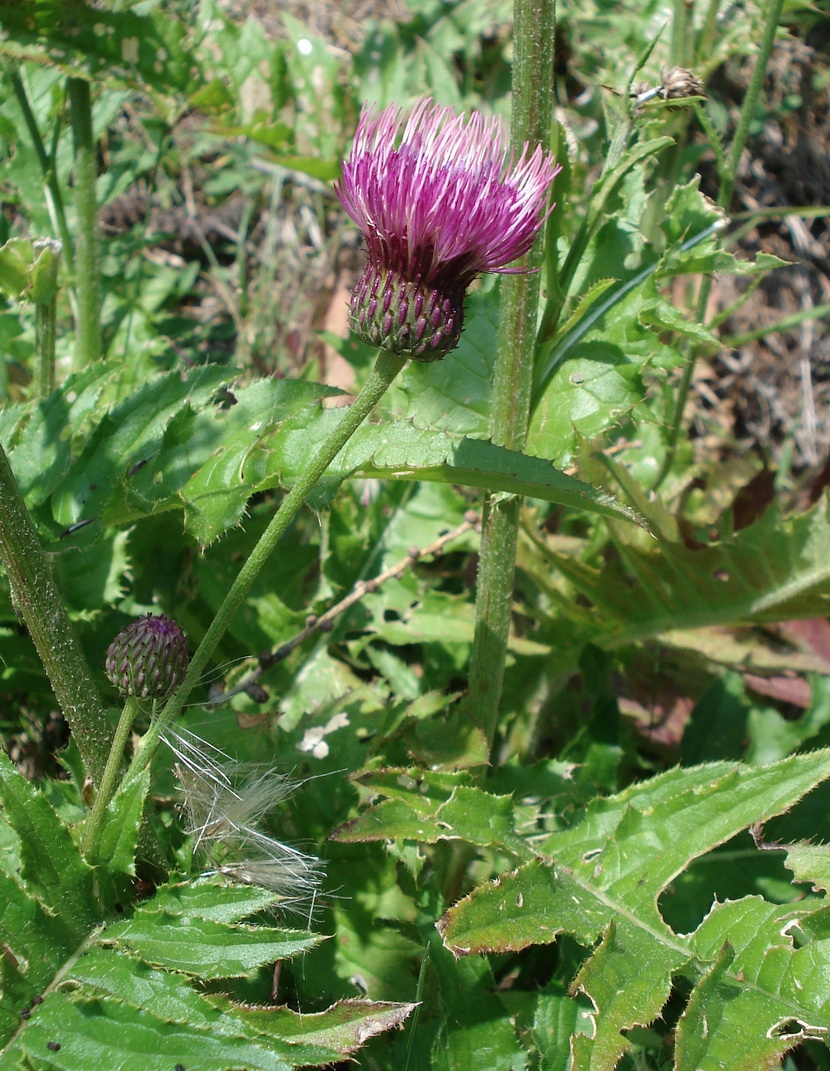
[0,0,829,1068]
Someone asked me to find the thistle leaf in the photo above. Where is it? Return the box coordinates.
[434,753,830,1069]
[0,750,95,931]
[0,757,410,1067]
[102,911,321,978]
[5,363,637,548]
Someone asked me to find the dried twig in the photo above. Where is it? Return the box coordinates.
[208,510,481,706]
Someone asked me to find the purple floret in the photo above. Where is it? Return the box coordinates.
[335,98,559,360]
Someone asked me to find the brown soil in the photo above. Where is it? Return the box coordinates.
[101,8,830,467]
[698,32,830,475]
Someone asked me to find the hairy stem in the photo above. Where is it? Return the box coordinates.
[35,295,57,396]
[82,696,141,862]
[68,77,101,370]
[0,443,111,785]
[466,0,555,753]
[124,348,407,780]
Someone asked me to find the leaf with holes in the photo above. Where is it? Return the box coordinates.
[435,753,830,1070]
[0,755,413,1068]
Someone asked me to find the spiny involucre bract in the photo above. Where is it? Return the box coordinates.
[335,97,559,361]
[105,613,189,701]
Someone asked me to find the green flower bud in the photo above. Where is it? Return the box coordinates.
[105,614,189,700]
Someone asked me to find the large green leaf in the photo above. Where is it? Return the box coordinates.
[102,911,321,977]
[587,500,830,626]
[0,757,412,1066]
[341,423,638,524]
[49,364,239,531]
[9,994,312,1071]
[0,750,95,931]
[0,362,115,506]
[2,366,341,544]
[148,878,293,923]
[436,753,830,1071]
[0,0,200,93]
[1,361,232,538]
[5,366,637,548]
[332,776,535,861]
[109,375,342,541]
[521,495,830,680]
[0,865,81,1029]
[675,900,830,1070]
[175,393,639,539]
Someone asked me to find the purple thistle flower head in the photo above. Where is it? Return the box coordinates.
[335,98,559,362]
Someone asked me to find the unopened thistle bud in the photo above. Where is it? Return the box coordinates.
[335,98,559,361]
[105,613,189,700]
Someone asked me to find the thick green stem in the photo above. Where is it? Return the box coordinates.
[656,0,784,487]
[35,295,57,396]
[0,442,111,785]
[124,348,407,781]
[68,77,101,370]
[467,494,523,748]
[467,0,555,753]
[82,696,140,862]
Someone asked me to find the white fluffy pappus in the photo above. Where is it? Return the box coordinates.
[162,726,325,917]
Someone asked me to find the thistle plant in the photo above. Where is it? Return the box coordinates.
[83,614,190,863]
[336,98,558,360]
[1,0,827,1065]
[120,96,557,784]
[96,94,554,917]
